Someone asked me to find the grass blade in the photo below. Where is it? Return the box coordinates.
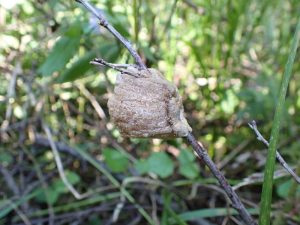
[259,15,300,225]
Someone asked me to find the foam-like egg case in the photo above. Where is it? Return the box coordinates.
[108,67,191,138]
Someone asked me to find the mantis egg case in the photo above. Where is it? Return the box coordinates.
[107,67,192,138]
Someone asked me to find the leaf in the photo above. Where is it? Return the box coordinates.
[178,149,195,164]
[103,148,129,172]
[53,171,81,193]
[220,89,239,115]
[276,179,300,199]
[39,36,80,76]
[56,50,96,83]
[0,152,13,165]
[34,171,80,204]
[34,188,59,205]
[134,159,149,175]
[147,152,174,178]
[178,208,259,221]
[56,43,119,83]
[178,149,199,179]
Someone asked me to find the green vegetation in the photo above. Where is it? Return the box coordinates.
[1,0,300,224]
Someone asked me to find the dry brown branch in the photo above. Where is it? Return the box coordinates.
[248,120,300,184]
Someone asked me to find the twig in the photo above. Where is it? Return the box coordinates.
[91,58,140,77]
[233,168,293,190]
[22,147,55,225]
[186,132,257,225]
[76,83,107,120]
[43,123,92,199]
[1,62,21,130]
[248,120,300,184]
[74,0,146,69]
[33,134,82,159]
[3,199,32,225]
[0,165,20,196]
[75,1,257,224]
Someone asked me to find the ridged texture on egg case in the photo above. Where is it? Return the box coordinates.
[108,68,192,138]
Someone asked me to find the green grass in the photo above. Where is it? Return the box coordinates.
[259,14,300,225]
[1,0,300,224]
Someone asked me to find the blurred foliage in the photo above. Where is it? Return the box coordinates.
[1,0,300,224]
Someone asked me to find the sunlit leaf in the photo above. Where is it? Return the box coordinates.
[39,36,80,76]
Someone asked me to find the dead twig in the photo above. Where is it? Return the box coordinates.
[186,132,257,225]
[75,1,257,224]
[75,0,146,69]
[42,123,93,199]
[248,120,300,184]
[33,134,82,159]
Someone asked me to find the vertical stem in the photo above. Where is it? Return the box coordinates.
[133,0,140,45]
[259,16,300,225]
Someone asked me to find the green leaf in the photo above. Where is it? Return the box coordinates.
[220,89,239,115]
[147,152,174,178]
[56,50,96,83]
[53,171,81,193]
[178,149,195,164]
[35,188,59,205]
[135,159,150,175]
[178,149,199,179]
[178,208,259,221]
[276,179,300,199]
[34,171,80,204]
[56,42,119,83]
[0,152,13,165]
[39,36,80,76]
[103,148,129,172]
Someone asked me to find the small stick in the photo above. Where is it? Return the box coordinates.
[74,0,146,69]
[186,132,257,225]
[75,1,257,224]
[91,58,141,77]
[43,123,93,199]
[248,120,300,184]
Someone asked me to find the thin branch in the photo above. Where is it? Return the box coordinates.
[233,168,293,190]
[3,199,32,225]
[186,132,257,225]
[0,165,20,196]
[43,123,93,199]
[248,120,300,184]
[74,0,146,69]
[76,83,107,120]
[75,1,257,224]
[1,62,21,130]
[33,134,82,159]
[91,58,137,75]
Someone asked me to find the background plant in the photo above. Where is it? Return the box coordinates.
[1,0,300,224]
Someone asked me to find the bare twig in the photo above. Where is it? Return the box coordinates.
[91,58,140,77]
[76,83,107,120]
[33,134,82,159]
[3,199,32,225]
[75,1,257,224]
[1,62,21,130]
[186,132,257,225]
[233,168,292,190]
[0,165,20,196]
[43,123,93,199]
[74,0,146,69]
[248,120,300,184]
